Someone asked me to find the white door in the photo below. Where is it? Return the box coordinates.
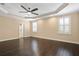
[19,24,24,38]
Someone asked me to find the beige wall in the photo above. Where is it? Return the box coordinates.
[0,12,79,44]
[30,12,79,44]
[0,16,30,41]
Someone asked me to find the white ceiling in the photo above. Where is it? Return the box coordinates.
[0,3,65,18]
[0,3,79,19]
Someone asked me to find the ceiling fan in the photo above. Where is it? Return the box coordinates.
[19,5,39,15]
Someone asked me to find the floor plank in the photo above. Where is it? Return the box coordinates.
[0,37,79,56]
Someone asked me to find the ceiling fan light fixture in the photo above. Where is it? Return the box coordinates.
[27,12,31,15]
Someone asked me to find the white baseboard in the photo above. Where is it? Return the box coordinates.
[1,36,79,45]
[0,36,31,42]
[24,35,32,38]
[0,37,19,42]
[33,36,79,45]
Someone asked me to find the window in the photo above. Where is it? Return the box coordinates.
[32,21,37,32]
[58,16,71,34]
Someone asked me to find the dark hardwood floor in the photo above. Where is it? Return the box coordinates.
[0,37,79,56]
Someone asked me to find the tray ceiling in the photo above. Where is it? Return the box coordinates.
[0,3,68,18]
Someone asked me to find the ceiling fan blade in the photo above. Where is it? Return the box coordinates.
[32,12,39,15]
[21,5,29,12]
[19,11,28,13]
[31,8,38,12]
